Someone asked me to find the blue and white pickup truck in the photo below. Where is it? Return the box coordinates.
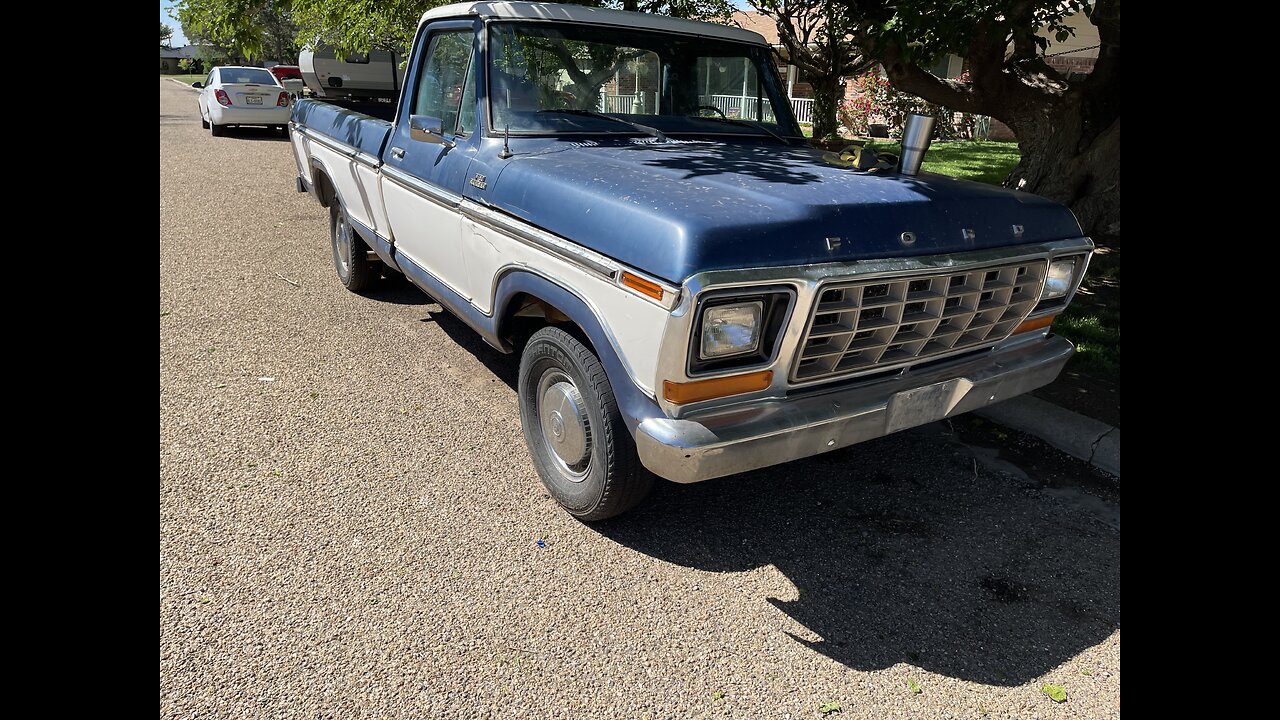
[289,1,1092,520]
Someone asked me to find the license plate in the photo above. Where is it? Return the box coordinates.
[246,95,263,105]
[884,379,970,434]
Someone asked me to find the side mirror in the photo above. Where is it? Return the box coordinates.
[191,82,203,89]
[409,114,453,147]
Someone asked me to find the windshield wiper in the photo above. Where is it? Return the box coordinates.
[537,109,668,142]
[686,116,791,145]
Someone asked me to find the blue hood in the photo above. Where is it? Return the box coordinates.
[484,140,1081,284]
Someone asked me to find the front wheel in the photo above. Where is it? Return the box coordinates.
[519,326,653,521]
[329,202,374,292]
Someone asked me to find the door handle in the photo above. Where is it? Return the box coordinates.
[390,147,405,159]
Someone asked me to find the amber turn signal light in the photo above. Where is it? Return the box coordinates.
[663,370,772,405]
[621,272,664,301]
[1013,314,1056,335]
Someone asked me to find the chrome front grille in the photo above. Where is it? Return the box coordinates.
[792,260,1048,382]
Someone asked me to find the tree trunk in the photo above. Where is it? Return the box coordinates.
[810,75,842,141]
[1004,94,1121,237]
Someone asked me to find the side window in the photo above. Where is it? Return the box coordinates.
[413,31,474,136]
[456,53,477,135]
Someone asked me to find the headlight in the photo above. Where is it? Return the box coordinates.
[700,301,763,359]
[1040,258,1078,301]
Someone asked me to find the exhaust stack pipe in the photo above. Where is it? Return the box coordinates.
[898,112,937,176]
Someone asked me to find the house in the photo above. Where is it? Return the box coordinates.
[160,45,206,74]
[728,10,966,127]
[726,10,1098,141]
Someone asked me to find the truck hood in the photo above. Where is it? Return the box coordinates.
[483,140,1082,284]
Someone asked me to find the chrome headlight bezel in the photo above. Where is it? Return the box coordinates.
[1040,258,1079,301]
[687,288,794,376]
[1031,253,1089,315]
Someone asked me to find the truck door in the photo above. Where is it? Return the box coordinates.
[381,23,479,301]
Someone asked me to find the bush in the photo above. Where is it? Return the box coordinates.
[839,70,980,141]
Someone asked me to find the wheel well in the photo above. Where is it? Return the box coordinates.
[311,165,337,208]
[501,293,591,352]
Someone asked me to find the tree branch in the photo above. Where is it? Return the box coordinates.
[878,40,980,113]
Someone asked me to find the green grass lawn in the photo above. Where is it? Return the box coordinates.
[864,140,1022,185]
[1054,245,1120,381]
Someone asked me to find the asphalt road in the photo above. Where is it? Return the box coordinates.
[160,78,1120,719]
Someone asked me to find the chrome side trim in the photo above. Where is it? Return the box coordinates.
[461,202,680,310]
[296,126,358,158]
[462,200,617,280]
[354,151,381,169]
[381,164,464,208]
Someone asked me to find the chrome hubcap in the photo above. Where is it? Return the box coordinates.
[538,370,591,479]
[334,214,351,273]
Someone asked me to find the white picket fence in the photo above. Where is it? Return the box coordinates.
[599,94,639,113]
[596,93,814,124]
[790,97,814,125]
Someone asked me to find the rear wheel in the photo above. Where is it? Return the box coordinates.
[329,201,374,292]
[518,326,653,521]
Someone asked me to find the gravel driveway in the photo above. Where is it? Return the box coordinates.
[159,78,1120,719]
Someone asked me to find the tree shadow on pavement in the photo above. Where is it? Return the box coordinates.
[426,307,519,390]
[594,423,1120,686]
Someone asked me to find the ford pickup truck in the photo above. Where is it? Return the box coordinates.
[289,1,1092,520]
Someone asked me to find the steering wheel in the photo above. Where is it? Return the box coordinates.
[695,104,727,119]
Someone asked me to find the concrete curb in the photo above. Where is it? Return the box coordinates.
[976,395,1120,478]
[166,78,199,90]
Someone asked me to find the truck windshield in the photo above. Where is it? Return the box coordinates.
[488,22,800,139]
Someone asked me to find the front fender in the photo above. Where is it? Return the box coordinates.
[494,270,665,436]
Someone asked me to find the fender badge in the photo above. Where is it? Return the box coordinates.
[900,231,917,245]
[961,228,977,241]
[469,173,487,190]
[1012,224,1025,238]
[825,237,842,251]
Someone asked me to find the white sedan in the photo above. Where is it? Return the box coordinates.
[194,66,292,137]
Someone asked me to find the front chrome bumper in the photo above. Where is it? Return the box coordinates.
[636,335,1074,483]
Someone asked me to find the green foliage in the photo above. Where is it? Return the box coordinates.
[818,702,841,714]
[176,0,299,61]
[176,0,734,62]
[842,1,1093,67]
[161,21,175,47]
[1041,684,1068,703]
[906,678,922,694]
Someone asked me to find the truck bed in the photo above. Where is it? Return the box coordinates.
[292,98,393,158]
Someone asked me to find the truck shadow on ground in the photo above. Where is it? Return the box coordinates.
[416,299,1120,685]
[596,424,1121,686]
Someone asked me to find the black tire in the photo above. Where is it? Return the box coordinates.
[329,202,374,292]
[201,114,209,129]
[519,326,652,521]
[210,122,225,137]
